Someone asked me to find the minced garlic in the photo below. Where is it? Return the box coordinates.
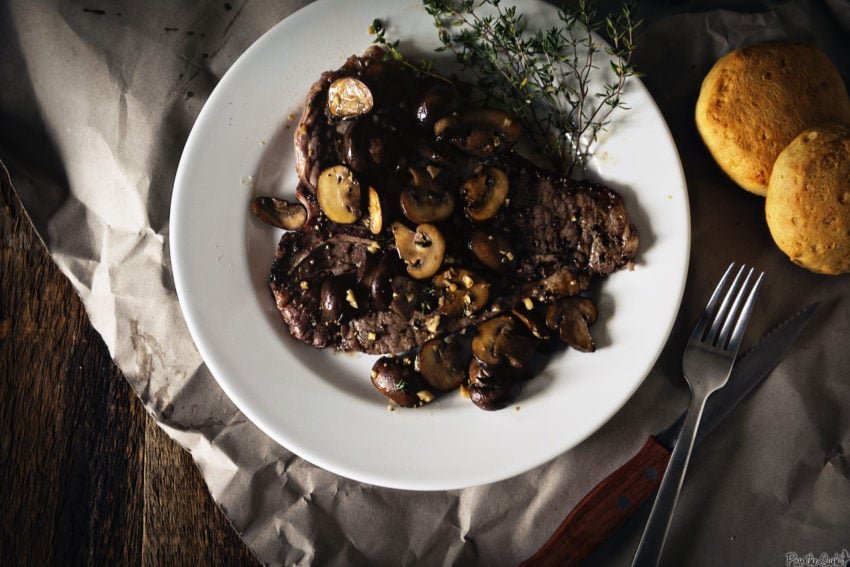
[345,289,358,309]
[416,390,435,403]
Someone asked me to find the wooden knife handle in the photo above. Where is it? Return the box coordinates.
[519,437,672,567]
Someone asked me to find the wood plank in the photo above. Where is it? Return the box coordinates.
[0,164,258,564]
[0,164,143,563]
[143,418,260,566]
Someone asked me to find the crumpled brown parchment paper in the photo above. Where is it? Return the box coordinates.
[1,0,848,565]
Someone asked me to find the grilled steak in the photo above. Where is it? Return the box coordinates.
[268,48,638,355]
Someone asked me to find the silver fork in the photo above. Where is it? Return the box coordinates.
[632,263,764,567]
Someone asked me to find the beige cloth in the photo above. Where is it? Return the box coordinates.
[1,0,848,564]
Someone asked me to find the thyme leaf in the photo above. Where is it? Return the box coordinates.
[372,1,641,176]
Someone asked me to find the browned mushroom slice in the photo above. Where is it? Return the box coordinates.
[468,381,522,411]
[467,357,531,387]
[415,85,461,130]
[469,228,517,273]
[356,250,380,286]
[371,355,433,408]
[471,315,538,368]
[433,108,521,157]
[360,253,401,311]
[545,296,599,352]
[465,362,524,411]
[327,77,374,118]
[343,119,400,172]
[317,165,361,224]
[250,196,307,230]
[319,275,359,323]
[511,307,550,341]
[391,222,445,279]
[460,167,509,222]
[367,186,384,235]
[400,167,455,224]
[417,335,466,392]
[433,267,490,317]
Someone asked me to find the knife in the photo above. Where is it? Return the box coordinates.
[519,302,819,567]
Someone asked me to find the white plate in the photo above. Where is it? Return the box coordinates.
[171,0,690,491]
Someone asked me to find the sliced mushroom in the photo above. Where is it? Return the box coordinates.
[471,315,538,368]
[417,335,466,392]
[511,307,551,341]
[467,357,531,387]
[433,108,521,157]
[468,379,522,411]
[319,275,358,323]
[460,167,509,222]
[545,296,599,352]
[433,267,490,317]
[367,186,384,235]
[317,165,361,224]
[250,197,308,230]
[415,84,461,130]
[343,119,399,173]
[371,355,432,408]
[400,167,455,224]
[356,250,381,287]
[327,77,374,118]
[391,222,445,279]
[432,114,459,139]
[295,183,322,223]
[359,253,400,311]
[469,228,517,272]
[415,137,453,164]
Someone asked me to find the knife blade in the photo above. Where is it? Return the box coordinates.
[519,302,818,567]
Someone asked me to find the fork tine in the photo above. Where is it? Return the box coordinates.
[717,267,755,347]
[689,263,736,343]
[706,265,747,345]
[725,270,764,353]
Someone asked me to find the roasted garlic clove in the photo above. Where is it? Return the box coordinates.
[327,77,374,119]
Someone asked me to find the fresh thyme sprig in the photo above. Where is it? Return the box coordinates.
[370,19,452,85]
[373,1,641,176]
[369,19,404,61]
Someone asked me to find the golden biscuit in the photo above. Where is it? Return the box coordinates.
[765,123,850,275]
[696,42,850,195]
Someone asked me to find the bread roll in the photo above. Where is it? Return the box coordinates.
[696,42,850,196]
[765,122,850,275]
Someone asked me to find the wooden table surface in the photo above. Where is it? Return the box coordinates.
[0,168,260,564]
